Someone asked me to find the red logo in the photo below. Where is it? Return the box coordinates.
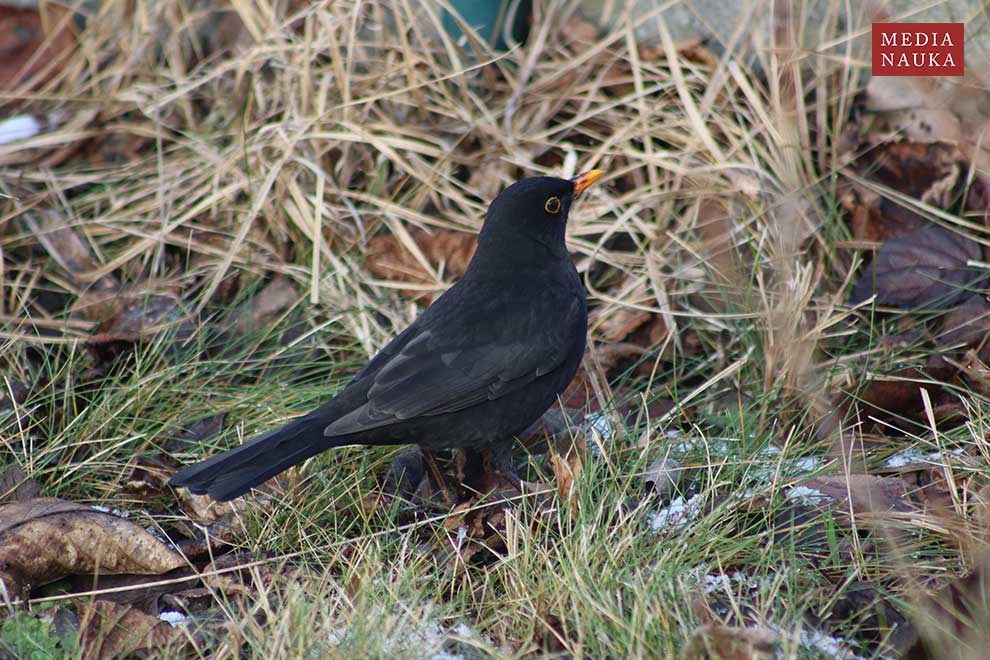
[872,23,964,76]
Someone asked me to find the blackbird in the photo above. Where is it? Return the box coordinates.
[171,170,602,501]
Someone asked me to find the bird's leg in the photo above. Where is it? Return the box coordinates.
[485,442,524,493]
[421,448,455,508]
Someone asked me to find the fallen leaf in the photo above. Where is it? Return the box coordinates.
[549,433,585,510]
[861,74,990,171]
[365,228,477,300]
[0,498,185,597]
[561,15,599,51]
[87,289,200,364]
[798,474,913,516]
[0,4,77,90]
[166,412,228,452]
[591,305,653,343]
[851,223,985,309]
[645,457,682,499]
[78,600,184,659]
[841,142,968,242]
[936,296,990,351]
[830,581,916,655]
[226,277,299,335]
[0,465,41,504]
[841,367,950,434]
[176,489,252,526]
[24,210,118,310]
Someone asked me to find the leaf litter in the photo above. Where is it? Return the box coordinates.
[2,0,990,657]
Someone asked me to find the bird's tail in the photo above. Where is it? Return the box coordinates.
[169,416,349,502]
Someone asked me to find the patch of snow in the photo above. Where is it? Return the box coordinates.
[327,614,477,659]
[0,115,42,145]
[647,494,702,532]
[702,572,731,593]
[158,611,188,627]
[883,447,929,469]
[796,627,864,659]
[884,447,966,469]
[585,412,614,446]
[785,485,831,507]
[90,504,130,518]
[699,570,764,595]
[144,526,169,544]
[326,626,350,646]
[793,457,822,473]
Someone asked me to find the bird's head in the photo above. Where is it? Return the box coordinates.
[478,170,603,256]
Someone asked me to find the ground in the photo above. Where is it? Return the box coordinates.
[2,1,990,658]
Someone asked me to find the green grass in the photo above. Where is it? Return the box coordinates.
[3,0,990,657]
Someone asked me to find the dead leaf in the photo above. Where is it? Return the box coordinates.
[645,457,682,499]
[681,623,778,660]
[591,305,653,343]
[841,142,968,242]
[830,581,916,655]
[561,15,599,51]
[936,296,990,351]
[87,289,201,364]
[640,37,718,70]
[851,223,985,309]
[549,433,585,510]
[798,474,913,516]
[177,489,252,526]
[0,4,77,90]
[78,600,184,659]
[861,74,990,171]
[841,367,952,435]
[24,210,118,314]
[365,228,477,300]
[0,465,41,503]
[226,277,299,335]
[0,498,185,597]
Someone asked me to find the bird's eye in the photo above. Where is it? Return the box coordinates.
[545,196,561,214]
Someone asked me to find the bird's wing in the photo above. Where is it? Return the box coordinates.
[324,295,583,436]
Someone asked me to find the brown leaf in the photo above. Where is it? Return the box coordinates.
[842,142,968,242]
[0,498,185,596]
[681,623,779,660]
[227,277,299,335]
[0,5,77,90]
[78,600,184,660]
[177,489,253,526]
[936,296,990,350]
[798,474,913,516]
[591,305,653,343]
[830,581,916,654]
[645,458,683,499]
[549,433,585,510]
[0,465,41,504]
[851,223,985,309]
[861,75,990,171]
[561,16,599,51]
[365,228,477,300]
[86,289,202,364]
[24,210,118,315]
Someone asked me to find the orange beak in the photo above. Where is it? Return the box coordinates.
[571,169,603,196]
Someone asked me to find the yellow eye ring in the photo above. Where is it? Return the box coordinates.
[545,196,561,214]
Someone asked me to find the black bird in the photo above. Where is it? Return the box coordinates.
[171,171,602,501]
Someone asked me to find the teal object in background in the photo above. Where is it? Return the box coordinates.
[442,0,532,51]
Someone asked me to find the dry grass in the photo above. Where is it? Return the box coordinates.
[3,0,990,657]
